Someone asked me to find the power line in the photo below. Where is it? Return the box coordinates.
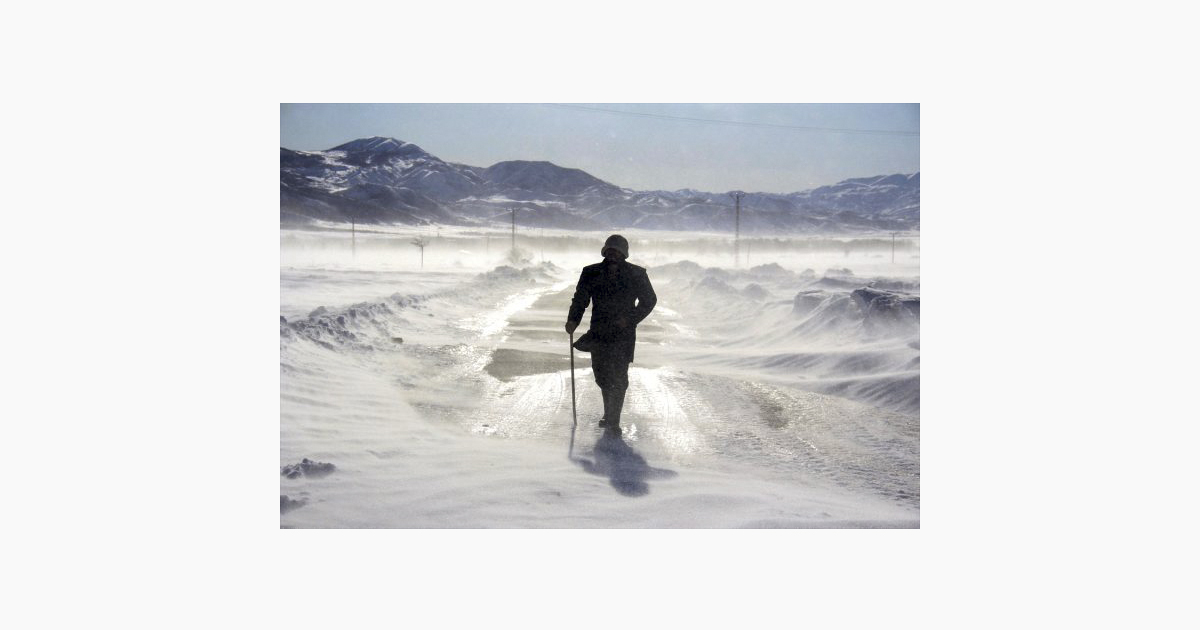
[542,104,919,137]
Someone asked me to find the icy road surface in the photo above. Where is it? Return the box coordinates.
[415,281,918,503]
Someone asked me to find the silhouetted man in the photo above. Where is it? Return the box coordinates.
[566,234,657,432]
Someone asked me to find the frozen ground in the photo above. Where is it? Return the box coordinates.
[280,225,920,528]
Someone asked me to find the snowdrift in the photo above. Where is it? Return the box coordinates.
[649,260,920,413]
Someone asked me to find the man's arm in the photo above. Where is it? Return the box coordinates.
[630,268,657,326]
[566,269,590,333]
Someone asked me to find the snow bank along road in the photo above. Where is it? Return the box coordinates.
[280,261,919,527]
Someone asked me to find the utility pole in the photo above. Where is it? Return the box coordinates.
[511,207,516,251]
[891,231,899,263]
[351,217,356,258]
[728,191,745,267]
[411,237,428,269]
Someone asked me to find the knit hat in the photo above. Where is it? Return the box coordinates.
[601,234,629,259]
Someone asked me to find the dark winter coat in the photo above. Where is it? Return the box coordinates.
[568,260,657,363]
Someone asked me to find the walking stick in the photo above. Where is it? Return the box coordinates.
[569,331,578,424]
[568,331,578,458]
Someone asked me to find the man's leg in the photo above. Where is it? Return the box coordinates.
[594,344,629,428]
[593,345,627,427]
[605,359,629,426]
[593,347,614,424]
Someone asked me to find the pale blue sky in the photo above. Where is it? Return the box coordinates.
[280,103,919,194]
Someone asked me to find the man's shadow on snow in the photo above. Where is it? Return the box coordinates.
[571,427,677,497]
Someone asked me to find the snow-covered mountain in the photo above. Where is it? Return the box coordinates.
[281,136,920,233]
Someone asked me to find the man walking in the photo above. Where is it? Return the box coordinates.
[566,234,657,433]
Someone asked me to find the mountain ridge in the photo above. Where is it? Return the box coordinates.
[281,137,919,233]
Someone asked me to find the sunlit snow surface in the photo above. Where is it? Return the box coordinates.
[281,225,920,528]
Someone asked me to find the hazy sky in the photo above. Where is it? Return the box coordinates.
[280,103,919,194]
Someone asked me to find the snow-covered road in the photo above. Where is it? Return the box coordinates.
[421,278,919,508]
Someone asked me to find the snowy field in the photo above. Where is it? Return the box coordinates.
[281,224,920,528]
